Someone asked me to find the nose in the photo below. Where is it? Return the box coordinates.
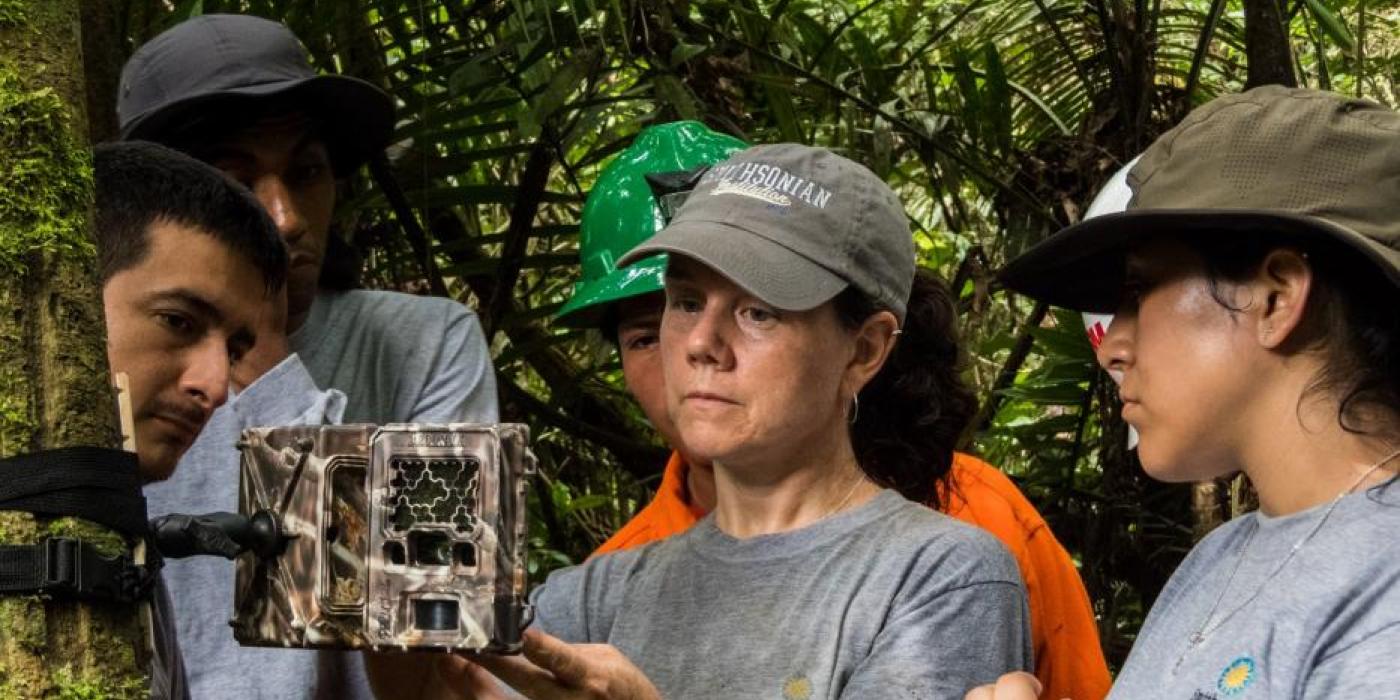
[1095,308,1136,375]
[180,339,231,414]
[682,306,735,371]
[252,174,307,245]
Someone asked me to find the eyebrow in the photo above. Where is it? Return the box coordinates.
[142,288,223,323]
[199,130,326,166]
[617,313,661,332]
[663,265,696,284]
[144,287,259,351]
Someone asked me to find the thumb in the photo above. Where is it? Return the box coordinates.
[994,672,1044,700]
[437,655,509,700]
[520,628,589,687]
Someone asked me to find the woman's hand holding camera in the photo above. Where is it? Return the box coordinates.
[437,629,662,700]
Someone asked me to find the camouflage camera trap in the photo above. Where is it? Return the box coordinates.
[232,423,535,653]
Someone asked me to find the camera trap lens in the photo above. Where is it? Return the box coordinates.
[410,531,453,567]
[413,599,459,631]
[455,543,477,567]
[383,542,406,566]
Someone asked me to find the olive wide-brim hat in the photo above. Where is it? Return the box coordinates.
[118,14,394,173]
[1001,86,1400,313]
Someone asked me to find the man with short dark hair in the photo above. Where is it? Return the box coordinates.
[96,140,289,484]
[119,14,498,700]
[94,139,296,700]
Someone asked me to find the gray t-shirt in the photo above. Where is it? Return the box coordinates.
[1110,478,1400,700]
[291,289,498,424]
[146,289,498,700]
[532,489,1032,699]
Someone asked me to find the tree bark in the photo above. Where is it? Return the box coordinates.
[1242,0,1299,88]
[0,1,149,697]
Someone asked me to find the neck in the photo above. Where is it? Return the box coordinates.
[709,432,881,538]
[1238,379,1399,515]
[287,308,310,334]
[682,456,717,512]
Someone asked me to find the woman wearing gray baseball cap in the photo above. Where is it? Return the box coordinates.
[970,86,1400,700]
[452,144,1031,699]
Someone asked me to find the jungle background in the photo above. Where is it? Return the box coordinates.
[79,0,1400,668]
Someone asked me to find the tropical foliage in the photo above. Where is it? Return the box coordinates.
[108,0,1400,664]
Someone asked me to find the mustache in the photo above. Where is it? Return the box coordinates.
[145,398,210,431]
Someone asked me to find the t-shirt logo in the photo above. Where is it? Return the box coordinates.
[1217,656,1257,695]
[781,674,813,700]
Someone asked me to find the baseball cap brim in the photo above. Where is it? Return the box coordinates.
[1001,209,1400,313]
[120,74,394,172]
[618,219,848,312]
[554,255,668,328]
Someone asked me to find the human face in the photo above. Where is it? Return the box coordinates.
[1095,237,1261,481]
[660,257,860,474]
[615,293,685,451]
[197,116,335,323]
[103,221,272,481]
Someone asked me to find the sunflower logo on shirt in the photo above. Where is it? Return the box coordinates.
[1217,657,1257,695]
[781,675,813,700]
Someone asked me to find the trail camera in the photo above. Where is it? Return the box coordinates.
[231,423,535,652]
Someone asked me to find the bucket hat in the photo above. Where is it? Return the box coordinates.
[118,14,394,172]
[1001,86,1400,312]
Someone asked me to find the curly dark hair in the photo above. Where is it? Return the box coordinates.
[834,269,977,507]
[1190,232,1399,441]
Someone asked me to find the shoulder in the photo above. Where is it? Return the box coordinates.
[869,495,1022,589]
[323,289,480,327]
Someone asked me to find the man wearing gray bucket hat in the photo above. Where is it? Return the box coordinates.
[120,14,497,700]
[969,86,1400,700]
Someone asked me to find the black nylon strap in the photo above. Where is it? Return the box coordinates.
[0,537,154,603]
[0,447,148,537]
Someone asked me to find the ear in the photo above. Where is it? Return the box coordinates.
[1253,248,1313,350]
[843,310,900,397]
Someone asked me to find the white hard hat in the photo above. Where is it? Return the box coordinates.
[1080,155,1141,449]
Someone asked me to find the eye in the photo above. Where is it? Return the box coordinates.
[290,161,327,186]
[621,330,659,351]
[155,311,196,335]
[1120,270,1154,306]
[667,291,703,314]
[227,340,250,366]
[738,304,780,326]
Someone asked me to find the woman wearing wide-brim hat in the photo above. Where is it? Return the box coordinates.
[970,86,1400,700]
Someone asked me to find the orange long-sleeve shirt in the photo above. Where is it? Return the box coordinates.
[594,451,1111,700]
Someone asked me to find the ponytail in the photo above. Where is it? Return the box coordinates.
[836,269,976,506]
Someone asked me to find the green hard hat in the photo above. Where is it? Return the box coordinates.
[555,121,747,328]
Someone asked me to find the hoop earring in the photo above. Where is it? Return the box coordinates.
[849,395,859,425]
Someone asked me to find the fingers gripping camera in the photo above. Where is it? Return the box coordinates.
[233,423,536,653]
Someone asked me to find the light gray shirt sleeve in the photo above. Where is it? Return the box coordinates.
[841,579,1031,698]
[232,353,347,426]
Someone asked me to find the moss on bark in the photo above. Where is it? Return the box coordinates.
[0,1,149,697]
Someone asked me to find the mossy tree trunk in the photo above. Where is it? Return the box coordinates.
[0,1,150,698]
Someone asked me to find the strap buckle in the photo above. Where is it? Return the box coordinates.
[41,537,83,594]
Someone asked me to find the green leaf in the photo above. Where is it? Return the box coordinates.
[1303,0,1356,52]
[981,41,1013,153]
[563,493,611,514]
[653,74,703,120]
[670,42,708,66]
